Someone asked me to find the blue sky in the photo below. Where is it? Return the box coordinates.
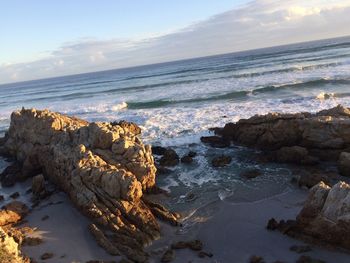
[0,0,248,63]
[1,0,350,83]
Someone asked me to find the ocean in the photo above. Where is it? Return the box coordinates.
[1,36,350,216]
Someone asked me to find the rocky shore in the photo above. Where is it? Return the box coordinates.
[1,106,350,262]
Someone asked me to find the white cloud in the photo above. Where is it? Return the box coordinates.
[1,0,350,84]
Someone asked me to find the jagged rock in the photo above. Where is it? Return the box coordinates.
[200,136,230,148]
[0,108,178,262]
[0,227,28,263]
[273,181,350,250]
[10,192,19,199]
[211,155,232,167]
[216,105,350,164]
[31,174,46,197]
[0,201,29,226]
[274,146,318,165]
[296,173,331,189]
[159,149,179,167]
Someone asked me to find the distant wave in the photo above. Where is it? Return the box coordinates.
[111,102,128,111]
[127,78,350,109]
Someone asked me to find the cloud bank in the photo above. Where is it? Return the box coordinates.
[1,0,350,84]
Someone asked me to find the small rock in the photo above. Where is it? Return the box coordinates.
[250,255,265,263]
[40,252,54,260]
[152,146,167,156]
[266,218,279,230]
[41,215,49,221]
[290,245,312,254]
[188,151,197,157]
[185,192,196,202]
[0,162,22,187]
[211,155,232,167]
[32,174,46,197]
[241,169,262,179]
[296,255,326,263]
[159,149,179,167]
[200,136,230,148]
[156,165,172,175]
[23,236,43,246]
[181,155,193,164]
[171,240,203,251]
[198,251,213,258]
[0,195,4,202]
[161,249,175,263]
[10,192,20,199]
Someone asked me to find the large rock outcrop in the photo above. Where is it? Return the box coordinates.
[273,181,350,250]
[213,105,350,175]
[0,108,177,262]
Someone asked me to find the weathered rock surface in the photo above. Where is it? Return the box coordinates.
[271,181,350,250]
[211,155,232,167]
[213,105,350,178]
[0,108,178,262]
[0,227,28,263]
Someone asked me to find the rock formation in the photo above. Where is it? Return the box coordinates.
[212,105,350,176]
[270,181,350,250]
[0,108,178,262]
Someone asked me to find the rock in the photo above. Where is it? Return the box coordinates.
[0,201,29,226]
[338,152,350,176]
[0,226,28,263]
[22,236,43,246]
[240,169,262,179]
[10,192,19,199]
[0,195,4,202]
[1,108,178,262]
[159,149,179,167]
[211,155,232,167]
[217,105,350,162]
[266,218,279,230]
[249,255,265,263]
[40,252,54,260]
[156,165,172,175]
[188,151,197,157]
[200,136,230,148]
[152,146,167,156]
[296,173,331,188]
[198,251,213,258]
[41,215,49,221]
[289,245,312,253]
[161,249,175,263]
[171,240,203,251]
[0,162,22,187]
[274,181,350,251]
[296,255,326,263]
[86,260,118,263]
[31,174,46,197]
[180,155,193,164]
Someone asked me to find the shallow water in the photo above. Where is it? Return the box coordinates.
[1,36,350,219]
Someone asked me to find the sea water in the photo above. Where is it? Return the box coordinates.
[0,36,350,220]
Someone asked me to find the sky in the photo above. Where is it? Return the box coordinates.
[1,0,350,84]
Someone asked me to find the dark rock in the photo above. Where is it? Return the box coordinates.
[249,255,265,263]
[10,192,19,199]
[23,236,43,246]
[32,174,46,198]
[0,195,4,202]
[152,146,167,156]
[266,218,279,230]
[0,162,22,187]
[86,261,117,263]
[240,169,262,179]
[41,215,49,221]
[200,136,230,148]
[171,240,203,251]
[296,173,330,188]
[274,146,318,165]
[198,251,213,258]
[156,165,172,175]
[181,155,193,164]
[338,152,350,176]
[161,249,175,263]
[188,151,197,157]
[40,252,54,260]
[159,149,179,167]
[296,255,326,263]
[290,245,312,254]
[211,155,232,167]
[185,192,196,202]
